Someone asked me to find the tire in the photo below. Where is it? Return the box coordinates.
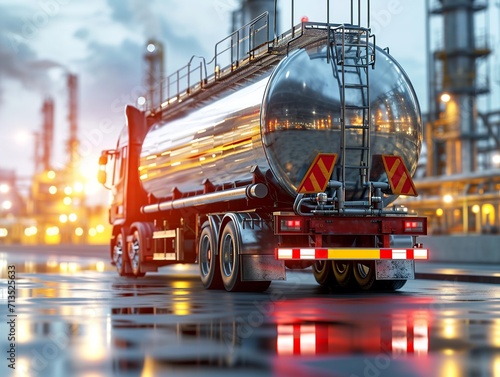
[332,260,355,289]
[199,223,223,289]
[380,279,407,291]
[128,226,147,277]
[354,261,408,291]
[219,221,243,292]
[113,232,131,277]
[219,220,271,292]
[312,260,338,288]
[353,261,377,290]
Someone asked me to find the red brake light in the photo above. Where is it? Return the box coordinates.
[404,221,423,232]
[281,219,303,232]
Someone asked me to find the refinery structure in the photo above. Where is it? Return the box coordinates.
[1,0,499,246]
[0,74,108,245]
[398,0,500,235]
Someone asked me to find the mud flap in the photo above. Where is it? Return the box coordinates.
[375,260,415,280]
[241,255,286,281]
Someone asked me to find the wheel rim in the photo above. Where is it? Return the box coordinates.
[334,261,348,275]
[356,262,371,279]
[129,231,140,274]
[113,234,123,272]
[199,234,212,277]
[315,260,326,272]
[221,233,235,278]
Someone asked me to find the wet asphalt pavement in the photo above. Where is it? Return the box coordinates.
[1,245,500,377]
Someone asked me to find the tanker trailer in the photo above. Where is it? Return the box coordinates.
[98,13,428,292]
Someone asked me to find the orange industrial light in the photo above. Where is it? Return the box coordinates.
[440,93,451,103]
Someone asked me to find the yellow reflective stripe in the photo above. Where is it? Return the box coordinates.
[308,173,322,192]
[317,158,330,179]
[327,248,380,259]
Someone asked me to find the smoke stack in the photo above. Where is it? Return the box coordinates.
[38,98,54,173]
[144,39,165,111]
[67,73,79,168]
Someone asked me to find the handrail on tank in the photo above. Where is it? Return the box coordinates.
[154,0,374,115]
[213,11,270,77]
[284,0,371,37]
[155,11,270,113]
[161,56,207,106]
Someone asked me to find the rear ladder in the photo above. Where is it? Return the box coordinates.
[329,1,375,206]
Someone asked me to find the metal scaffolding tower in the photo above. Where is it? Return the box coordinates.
[427,0,490,176]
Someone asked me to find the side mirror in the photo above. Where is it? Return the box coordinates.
[97,170,107,185]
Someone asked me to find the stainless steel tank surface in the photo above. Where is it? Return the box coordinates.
[139,42,422,203]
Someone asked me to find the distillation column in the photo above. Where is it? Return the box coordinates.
[432,0,490,175]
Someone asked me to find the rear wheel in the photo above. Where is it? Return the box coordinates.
[312,260,338,288]
[353,261,407,291]
[381,279,407,291]
[219,220,270,292]
[332,260,354,289]
[199,223,223,289]
[353,261,377,290]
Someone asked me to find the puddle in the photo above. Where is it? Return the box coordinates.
[2,250,500,377]
[0,252,113,277]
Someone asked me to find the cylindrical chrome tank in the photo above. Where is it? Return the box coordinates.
[139,42,422,204]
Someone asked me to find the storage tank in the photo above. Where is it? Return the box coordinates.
[139,41,422,204]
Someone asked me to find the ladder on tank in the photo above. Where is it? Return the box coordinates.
[330,23,375,206]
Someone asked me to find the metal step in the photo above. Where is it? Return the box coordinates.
[345,105,369,110]
[344,84,368,89]
[341,42,368,48]
[344,146,370,151]
[341,63,369,68]
[338,69,367,75]
[344,164,370,169]
[345,125,369,130]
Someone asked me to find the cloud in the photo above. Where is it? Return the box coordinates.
[0,5,64,104]
[74,37,143,134]
[106,0,135,24]
[28,59,65,70]
[107,0,161,38]
[105,0,207,62]
[73,27,90,40]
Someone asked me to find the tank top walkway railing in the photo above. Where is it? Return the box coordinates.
[150,0,373,121]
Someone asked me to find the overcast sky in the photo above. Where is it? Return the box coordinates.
[0,0,498,199]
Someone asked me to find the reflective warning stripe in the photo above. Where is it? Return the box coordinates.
[276,248,428,260]
[296,153,337,194]
[381,155,418,197]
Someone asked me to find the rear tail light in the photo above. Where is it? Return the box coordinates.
[404,220,424,233]
[280,219,303,232]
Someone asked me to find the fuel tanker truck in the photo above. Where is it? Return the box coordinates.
[98,8,428,292]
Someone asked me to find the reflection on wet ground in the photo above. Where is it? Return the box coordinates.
[0,252,114,277]
[1,251,500,376]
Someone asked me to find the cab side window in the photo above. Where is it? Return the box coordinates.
[112,146,127,186]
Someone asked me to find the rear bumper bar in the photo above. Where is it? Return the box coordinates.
[276,247,428,260]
